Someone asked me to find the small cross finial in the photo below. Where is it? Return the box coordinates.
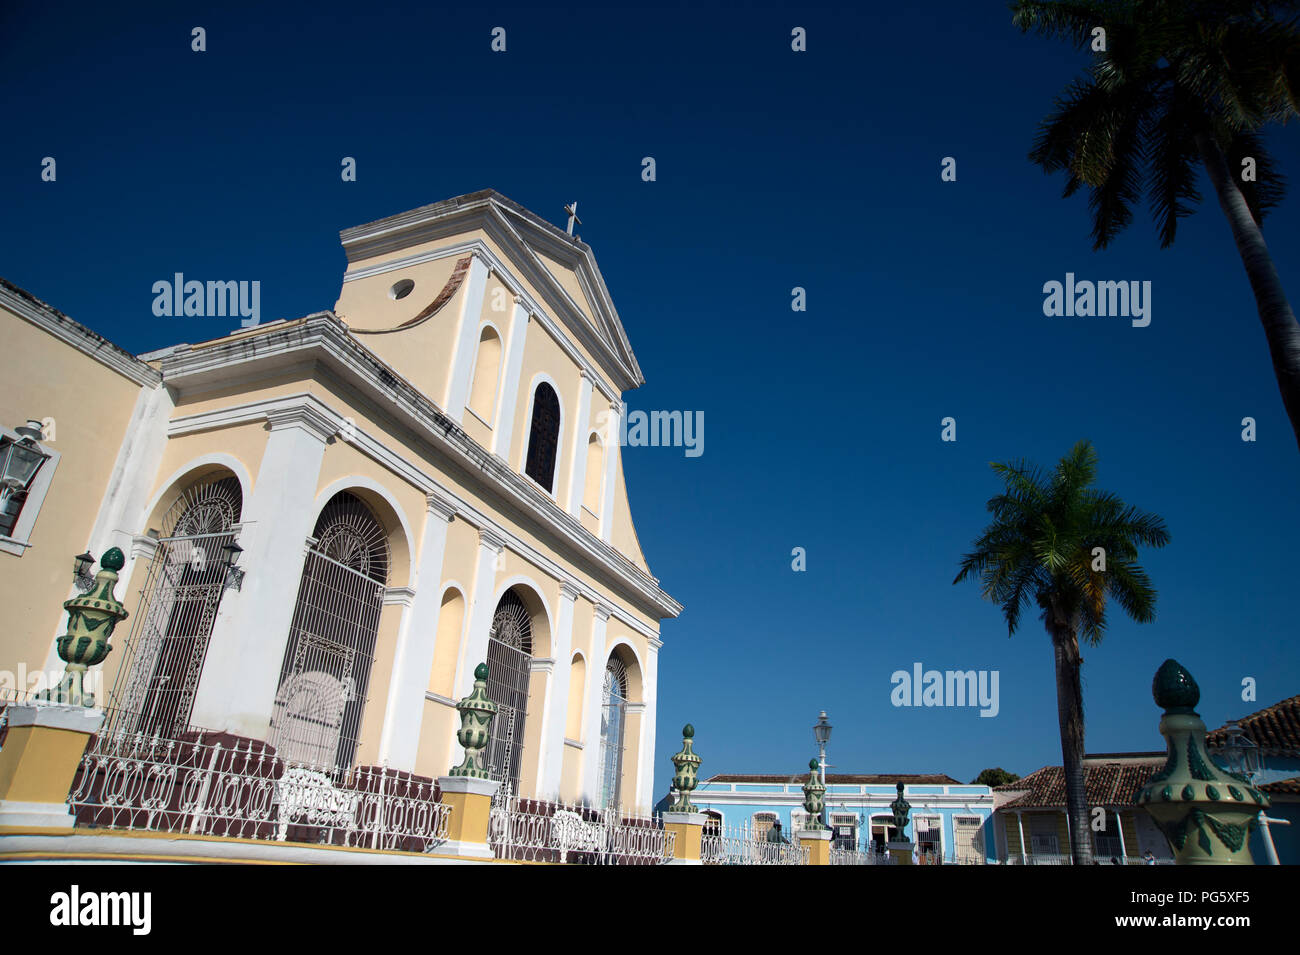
[564,202,582,236]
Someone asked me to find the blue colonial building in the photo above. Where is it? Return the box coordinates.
[679,772,996,864]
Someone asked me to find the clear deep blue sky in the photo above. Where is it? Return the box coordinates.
[3,1,1298,798]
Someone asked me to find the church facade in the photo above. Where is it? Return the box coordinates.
[0,190,680,813]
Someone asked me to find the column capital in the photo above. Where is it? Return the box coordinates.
[593,602,613,622]
[425,488,458,521]
[478,526,507,554]
[529,657,556,674]
[382,586,416,608]
[129,534,160,562]
[265,403,337,443]
[558,581,581,602]
[626,701,647,715]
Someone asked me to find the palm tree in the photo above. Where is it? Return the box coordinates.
[1013,1,1300,449]
[954,440,1169,864]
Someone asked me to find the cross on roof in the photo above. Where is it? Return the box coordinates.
[563,202,581,236]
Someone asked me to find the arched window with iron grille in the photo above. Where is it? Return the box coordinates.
[483,589,533,789]
[268,491,389,772]
[108,475,242,736]
[523,382,561,492]
[598,654,629,809]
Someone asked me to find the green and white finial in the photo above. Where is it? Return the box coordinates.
[669,724,702,812]
[1152,658,1200,713]
[801,757,826,830]
[890,782,912,839]
[449,662,499,778]
[1137,659,1268,864]
[40,548,129,707]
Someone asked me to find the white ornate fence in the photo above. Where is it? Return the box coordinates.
[830,845,894,865]
[701,824,809,865]
[488,788,675,864]
[66,727,450,853]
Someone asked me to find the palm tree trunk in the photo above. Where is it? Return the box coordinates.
[1051,625,1093,864]
[1196,132,1300,452]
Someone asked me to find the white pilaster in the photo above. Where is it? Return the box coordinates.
[565,373,594,516]
[44,383,174,673]
[444,254,491,422]
[189,404,332,736]
[580,602,611,803]
[448,527,506,768]
[376,491,458,770]
[636,638,660,812]
[491,298,530,457]
[599,403,621,543]
[538,583,578,798]
[454,525,505,687]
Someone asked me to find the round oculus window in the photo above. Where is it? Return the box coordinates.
[389,278,415,300]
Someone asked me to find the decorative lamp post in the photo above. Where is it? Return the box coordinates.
[72,550,96,592]
[669,723,702,812]
[813,710,832,784]
[1212,720,1282,864]
[1136,659,1269,864]
[448,662,499,778]
[801,757,826,830]
[39,547,129,707]
[219,541,245,589]
[0,420,49,522]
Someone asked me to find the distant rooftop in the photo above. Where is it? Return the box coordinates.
[1207,693,1300,757]
[703,773,964,786]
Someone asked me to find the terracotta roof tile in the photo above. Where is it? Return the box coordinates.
[1206,694,1300,757]
[1261,777,1300,796]
[995,760,1162,809]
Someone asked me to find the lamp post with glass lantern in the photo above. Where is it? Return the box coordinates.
[0,420,49,534]
[813,710,832,827]
[1216,721,1286,865]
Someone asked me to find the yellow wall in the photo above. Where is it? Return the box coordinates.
[0,309,145,680]
[334,254,462,411]
[1003,815,1022,857]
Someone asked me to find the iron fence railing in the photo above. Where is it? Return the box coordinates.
[1007,852,1173,865]
[830,845,896,865]
[701,824,809,865]
[488,787,675,864]
[63,723,450,853]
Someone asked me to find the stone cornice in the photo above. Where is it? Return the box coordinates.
[343,237,624,405]
[338,193,643,395]
[0,280,161,389]
[159,324,681,624]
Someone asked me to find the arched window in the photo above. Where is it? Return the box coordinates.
[582,433,604,515]
[269,491,389,771]
[598,654,629,809]
[484,589,533,789]
[524,382,561,493]
[468,325,502,421]
[109,475,242,737]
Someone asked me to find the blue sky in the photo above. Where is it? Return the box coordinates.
[3,1,1298,798]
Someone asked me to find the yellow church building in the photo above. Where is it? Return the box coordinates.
[0,189,681,818]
